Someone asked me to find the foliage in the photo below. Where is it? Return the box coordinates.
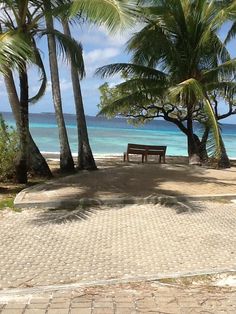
[97,0,236,159]
[0,198,15,210]
[0,115,19,181]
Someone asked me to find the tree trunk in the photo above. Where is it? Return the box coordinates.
[217,133,231,168]
[45,7,75,173]
[62,21,97,170]
[187,115,201,165]
[199,127,209,163]
[4,69,52,178]
[15,62,29,183]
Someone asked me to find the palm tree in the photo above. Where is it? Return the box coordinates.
[58,0,138,170]
[97,0,236,166]
[62,20,97,170]
[1,0,85,178]
[3,68,52,177]
[44,2,75,173]
[0,1,37,183]
[0,2,52,181]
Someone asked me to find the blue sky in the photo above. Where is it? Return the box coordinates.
[1,21,236,124]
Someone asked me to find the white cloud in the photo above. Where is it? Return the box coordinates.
[60,79,72,92]
[84,47,121,78]
[44,79,72,94]
[76,23,143,49]
[84,48,120,65]
[0,77,4,86]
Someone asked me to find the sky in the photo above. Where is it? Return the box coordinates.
[1,19,236,124]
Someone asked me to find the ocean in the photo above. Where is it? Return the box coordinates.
[2,112,236,157]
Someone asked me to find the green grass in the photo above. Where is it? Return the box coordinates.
[158,274,218,286]
[0,198,15,211]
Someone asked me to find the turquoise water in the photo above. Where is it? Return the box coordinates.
[2,112,236,157]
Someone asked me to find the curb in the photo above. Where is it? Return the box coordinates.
[0,268,236,298]
[14,190,236,209]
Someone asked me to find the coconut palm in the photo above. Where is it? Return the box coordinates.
[0,1,43,183]
[1,0,86,178]
[62,20,97,170]
[97,0,236,165]
[44,1,76,173]
[57,0,138,170]
[0,1,53,182]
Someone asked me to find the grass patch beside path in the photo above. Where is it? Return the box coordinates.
[0,179,47,211]
[0,162,65,212]
[0,198,15,211]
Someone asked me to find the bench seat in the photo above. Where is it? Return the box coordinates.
[124,143,167,163]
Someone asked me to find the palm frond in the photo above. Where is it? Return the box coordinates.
[169,78,221,157]
[70,0,139,32]
[203,58,236,81]
[40,28,85,78]
[99,86,163,117]
[225,21,236,44]
[96,62,167,81]
[29,39,47,104]
[0,31,33,73]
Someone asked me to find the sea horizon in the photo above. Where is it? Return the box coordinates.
[2,111,236,158]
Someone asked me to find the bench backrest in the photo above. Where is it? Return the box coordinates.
[127,143,166,152]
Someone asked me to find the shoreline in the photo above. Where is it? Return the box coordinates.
[41,151,236,161]
[41,152,190,164]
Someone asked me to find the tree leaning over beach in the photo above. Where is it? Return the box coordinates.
[0,1,52,183]
[97,0,236,166]
[0,0,85,180]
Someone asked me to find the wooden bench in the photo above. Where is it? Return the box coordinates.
[123,143,167,163]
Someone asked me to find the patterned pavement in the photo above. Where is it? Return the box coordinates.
[0,201,236,289]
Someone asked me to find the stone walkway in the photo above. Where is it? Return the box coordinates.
[0,281,236,313]
[1,201,236,289]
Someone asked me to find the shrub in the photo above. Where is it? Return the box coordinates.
[0,114,19,181]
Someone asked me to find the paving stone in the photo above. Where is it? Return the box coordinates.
[71,302,92,308]
[49,303,70,309]
[1,202,236,289]
[93,302,113,308]
[1,310,24,314]
[115,310,136,314]
[116,302,136,308]
[70,309,91,314]
[4,303,26,309]
[27,304,48,309]
[25,310,47,314]
[47,309,69,314]
[93,309,114,314]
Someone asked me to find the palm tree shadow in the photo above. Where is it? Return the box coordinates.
[31,206,99,225]
[30,198,203,226]
[25,160,233,225]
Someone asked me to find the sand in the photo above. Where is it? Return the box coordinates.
[44,155,236,198]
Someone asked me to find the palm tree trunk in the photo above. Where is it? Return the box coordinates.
[217,133,231,168]
[199,126,230,168]
[187,116,201,165]
[15,61,29,183]
[45,6,74,172]
[4,69,52,178]
[62,21,97,170]
[199,126,209,163]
